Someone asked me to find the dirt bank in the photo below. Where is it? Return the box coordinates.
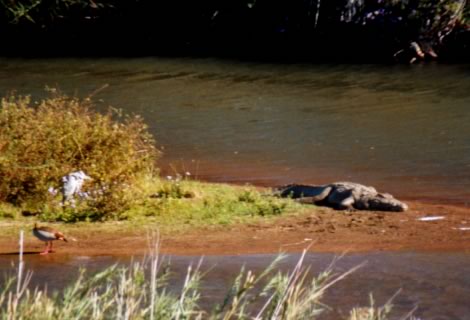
[1,201,469,256]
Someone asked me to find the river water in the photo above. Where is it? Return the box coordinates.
[1,58,470,318]
[1,252,469,319]
[0,58,469,204]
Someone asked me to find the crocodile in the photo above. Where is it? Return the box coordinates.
[277,182,408,212]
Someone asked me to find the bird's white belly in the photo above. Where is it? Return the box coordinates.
[33,229,56,241]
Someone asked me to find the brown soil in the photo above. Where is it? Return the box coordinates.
[1,201,470,256]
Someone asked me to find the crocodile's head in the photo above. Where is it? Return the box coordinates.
[367,193,408,212]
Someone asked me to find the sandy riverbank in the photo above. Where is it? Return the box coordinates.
[1,200,469,257]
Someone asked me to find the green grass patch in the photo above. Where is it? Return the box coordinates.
[121,178,305,226]
[31,177,304,226]
[0,173,305,227]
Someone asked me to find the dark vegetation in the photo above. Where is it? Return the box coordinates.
[0,0,468,62]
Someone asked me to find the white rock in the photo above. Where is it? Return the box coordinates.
[417,216,445,221]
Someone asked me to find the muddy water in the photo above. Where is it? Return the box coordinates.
[1,252,469,319]
[0,58,469,205]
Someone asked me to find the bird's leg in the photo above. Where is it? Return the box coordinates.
[49,241,54,253]
[40,242,50,255]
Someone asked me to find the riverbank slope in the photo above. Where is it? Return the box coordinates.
[1,199,469,256]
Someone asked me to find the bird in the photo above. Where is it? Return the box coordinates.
[61,170,92,207]
[32,223,68,255]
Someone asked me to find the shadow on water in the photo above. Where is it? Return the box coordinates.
[0,252,39,256]
[1,252,470,319]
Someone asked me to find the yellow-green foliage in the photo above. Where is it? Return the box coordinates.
[117,178,303,226]
[0,90,159,214]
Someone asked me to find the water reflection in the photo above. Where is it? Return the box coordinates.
[1,252,469,319]
[1,59,469,204]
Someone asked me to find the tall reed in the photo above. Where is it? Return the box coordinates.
[0,233,412,320]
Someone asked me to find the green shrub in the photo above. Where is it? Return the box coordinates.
[0,89,160,218]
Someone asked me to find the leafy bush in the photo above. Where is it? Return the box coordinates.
[0,89,160,218]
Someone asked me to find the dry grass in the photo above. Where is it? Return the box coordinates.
[0,233,414,320]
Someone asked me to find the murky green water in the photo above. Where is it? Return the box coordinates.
[1,252,470,319]
[1,58,469,204]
